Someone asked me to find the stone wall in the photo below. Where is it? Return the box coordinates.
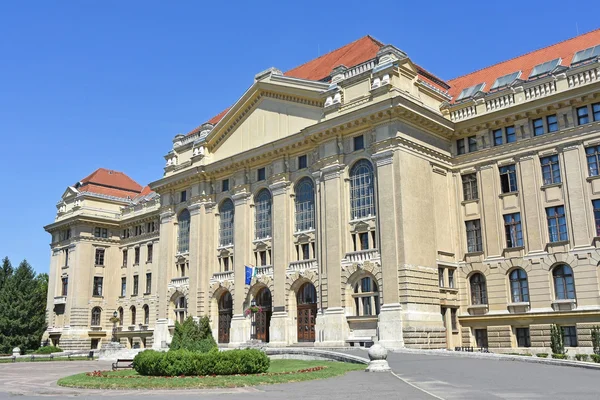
[403,326,446,349]
[530,324,551,348]
[487,325,511,348]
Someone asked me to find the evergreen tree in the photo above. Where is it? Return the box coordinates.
[0,260,47,354]
[0,257,13,290]
[170,316,217,353]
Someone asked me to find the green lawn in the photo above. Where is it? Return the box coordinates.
[57,359,365,389]
[0,356,93,364]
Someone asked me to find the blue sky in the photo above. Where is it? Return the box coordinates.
[0,1,597,273]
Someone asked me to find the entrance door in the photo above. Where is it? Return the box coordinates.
[218,291,232,344]
[297,283,317,342]
[255,287,272,342]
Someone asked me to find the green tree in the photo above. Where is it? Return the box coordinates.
[0,257,13,290]
[170,316,217,353]
[550,324,565,355]
[592,326,600,355]
[0,260,47,354]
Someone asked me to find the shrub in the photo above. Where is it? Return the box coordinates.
[550,325,564,355]
[575,354,589,361]
[592,326,600,355]
[34,346,62,354]
[536,353,548,358]
[170,316,217,353]
[590,354,600,363]
[552,353,568,360]
[133,349,270,376]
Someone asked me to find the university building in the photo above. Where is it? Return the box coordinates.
[44,30,600,352]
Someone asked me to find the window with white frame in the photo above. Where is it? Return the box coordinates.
[504,213,523,248]
[91,307,102,326]
[466,219,482,253]
[94,248,105,266]
[295,178,315,232]
[219,199,234,246]
[92,277,103,296]
[586,145,600,177]
[540,155,561,185]
[462,173,478,201]
[500,165,518,193]
[553,264,575,300]
[546,206,567,242]
[352,276,379,316]
[509,269,529,303]
[254,189,272,239]
[470,273,487,305]
[349,160,376,220]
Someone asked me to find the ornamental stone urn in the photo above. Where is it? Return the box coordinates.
[365,343,391,372]
[12,347,20,357]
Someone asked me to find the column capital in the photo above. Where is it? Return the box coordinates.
[232,191,251,206]
[321,164,344,181]
[372,150,395,167]
[269,181,289,196]
[159,211,175,224]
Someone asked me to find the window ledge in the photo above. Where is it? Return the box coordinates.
[92,295,103,299]
[503,246,524,253]
[94,264,104,268]
[586,175,600,182]
[133,263,139,267]
[121,265,127,269]
[131,294,138,297]
[499,191,519,198]
[461,199,479,205]
[146,260,153,264]
[143,292,151,296]
[346,316,378,323]
[551,299,577,311]
[465,251,484,257]
[507,302,530,313]
[541,183,562,190]
[546,240,569,248]
[440,287,458,293]
[118,296,125,299]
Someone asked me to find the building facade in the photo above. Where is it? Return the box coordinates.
[44,31,600,352]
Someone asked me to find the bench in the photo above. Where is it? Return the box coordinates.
[454,346,489,353]
[30,354,54,361]
[112,359,134,371]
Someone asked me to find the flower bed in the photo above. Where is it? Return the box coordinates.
[86,366,326,379]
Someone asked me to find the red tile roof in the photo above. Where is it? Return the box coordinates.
[447,28,600,101]
[77,168,144,199]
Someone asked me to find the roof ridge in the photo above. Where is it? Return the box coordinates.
[285,35,383,75]
[448,27,600,82]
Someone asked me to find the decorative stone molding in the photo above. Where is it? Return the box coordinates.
[372,150,394,167]
[269,181,289,196]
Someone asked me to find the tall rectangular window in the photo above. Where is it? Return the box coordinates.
[547,206,568,242]
[359,232,369,250]
[121,277,126,297]
[593,199,600,236]
[533,118,544,136]
[448,269,455,289]
[462,173,478,201]
[593,103,600,121]
[563,326,578,347]
[457,138,465,155]
[516,327,531,347]
[147,244,153,262]
[500,165,518,193]
[466,219,482,253]
[475,329,488,348]
[133,275,139,296]
[577,106,590,125]
[440,307,447,329]
[257,167,266,181]
[298,155,308,169]
[222,178,229,192]
[63,248,69,267]
[61,277,68,296]
[468,135,477,152]
[122,250,128,267]
[493,129,503,146]
[353,135,364,151]
[547,114,558,132]
[438,267,445,287]
[94,248,105,266]
[92,277,103,296]
[134,247,140,265]
[540,155,561,185]
[180,190,187,203]
[301,243,310,260]
[505,126,516,143]
[586,145,600,177]
[504,213,523,248]
[145,273,152,294]
[451,308,458,331]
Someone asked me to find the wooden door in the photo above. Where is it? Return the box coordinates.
[297,304,317,342]
[255,309,271,342]
[218,311,231,343]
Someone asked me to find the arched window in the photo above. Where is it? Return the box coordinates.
[219,291,233,311]
[219,199,234,246]
[470,273,487,305]
[174,296,187,324]
[350,160,376,220]
[91,307,101,326]
[297,282,317,304]
[177,209,190,254]
[118,307,123,326]
[353,276,379,316]
[254,189,272,239]
[509,269,529,303]
[143,305,149,325]
[130,306,136,325]
[295,178,315,232]
[553,264,575,300]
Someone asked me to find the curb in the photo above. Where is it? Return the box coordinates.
[265,348,368,365]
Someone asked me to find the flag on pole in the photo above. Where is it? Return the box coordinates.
[245,266,253,285]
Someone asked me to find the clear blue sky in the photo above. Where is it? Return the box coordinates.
[0,1,597,273]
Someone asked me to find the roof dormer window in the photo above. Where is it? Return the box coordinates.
[456,83,485,102]
[572,44,600,65]
[490,71,521,90]
[529,58,561,79]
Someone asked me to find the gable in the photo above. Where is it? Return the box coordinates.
[61,186,79,200]
[209,96,323,162]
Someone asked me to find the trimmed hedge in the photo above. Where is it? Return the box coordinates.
[536,353,548,358]
[591,354,600,363]
[551,353,568,360]
[575,354,589,361]
[34,346,62,354]
[133,349,270,376]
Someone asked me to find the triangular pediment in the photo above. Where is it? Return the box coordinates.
[61,186,79,200]
[206,73,329,162]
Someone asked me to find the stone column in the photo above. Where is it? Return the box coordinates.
[153,210,174,349]
[187,202,203,317]
[562,144,593,248]
[315,164,348,347]
[269,180,292,346]
[229,191,251,346]
[373,150,404,349]
[518,154,545,254]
